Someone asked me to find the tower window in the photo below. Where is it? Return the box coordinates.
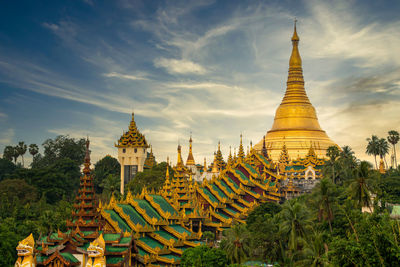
[134,148,137,153]
[123,148,126,153]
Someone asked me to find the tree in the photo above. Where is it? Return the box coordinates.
[181,245,229,267]
[278,200,312,253]
[28,144,39,162]
[0,158,16,182]
[246,201,281,228]
[33,135,86,168]
[295,231,330,267]
[366,135,379,169]
[2,146,14,162]
[94,155,120,193]
[387,130,399,168]
[100,174,121,201]
[16,142,27,167]
[312,178,336,232]
[377,138,389,168]
[326,146,340,184]
[202,231,215,246]
[348,161,374,211]
[0,179,37,205]
[220,224,251,264]
[126,162,168,195]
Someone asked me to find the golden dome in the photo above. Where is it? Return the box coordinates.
[255,22,337,160]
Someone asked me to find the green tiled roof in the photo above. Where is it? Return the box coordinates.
[49,233,64,241]
[286,165,305,171]
[234,169,251,183]
[78,242,90,251]
[225,207,237,215]
[120,237,131,244]
[155,230,178,241]
[269,181,276,187]
[150,195,178,215]
[218,179,234,194]
[139,236,164,249]
[106,246,129,253]
[201,187,218,204]
[216,211,230,219]
[106,257,124,264]
[244,163,258,176]
[103,233,121,242]
[138,247,149,256]
[211,183,227,199]
[104,209,132,232]
[136,199,162,219]
[169,225,191,235]
[60,252,79,263]
[227,177,240,190]
[256,154,270,166]
[160,254,181,260]
[117,204,147,226]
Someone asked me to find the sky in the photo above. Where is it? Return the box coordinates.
[0,0,400,166]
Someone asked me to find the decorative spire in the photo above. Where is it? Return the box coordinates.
[215,141,226,170]
[166,157,170,180]
[228,146,233,166]
[203,157,207,173]
[261,135,269,158]
[176,144,184,168]
[83,137,91,175]
[281,20,310,105]
[238,134,245,160]
[115,112,148,148]
[186,134,195,166]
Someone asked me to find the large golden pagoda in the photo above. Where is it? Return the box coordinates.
[255,23,337,160]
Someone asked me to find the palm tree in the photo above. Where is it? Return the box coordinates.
[16,141,27,167]
[28,144,39,160]
[326,146,340,184]
[348,161,374,211]
[2,146,14,162]
[388,130,399,168]
[313,178,335,232]
[366,135,379,169]
[295,231,330,267]
[279,200,312,252]
[220,224,251,264]
[377,138,389,169]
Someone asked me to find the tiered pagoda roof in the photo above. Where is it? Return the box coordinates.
[115,113,148,148]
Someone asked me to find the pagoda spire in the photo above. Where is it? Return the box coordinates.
[67,137,101,232]
[238,134,245,160]
[203,157,207,173]
[281,20,311,105]
[261,135,269,158]
[166,156,170,180]
[186,134,195,166]
[176,144,184,169]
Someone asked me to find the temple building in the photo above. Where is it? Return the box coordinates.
[254,22,338,160]
[115,113,150,194]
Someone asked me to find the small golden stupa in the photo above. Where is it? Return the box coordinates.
[255,22,337,160]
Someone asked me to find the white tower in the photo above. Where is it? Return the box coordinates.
[115,113,148,194]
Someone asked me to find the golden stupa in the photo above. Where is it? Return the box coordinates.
[254,23,337,160]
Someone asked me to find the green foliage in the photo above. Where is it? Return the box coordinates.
[379,176,400,204]
[247,201,281,228]
[100,174,121,201]
[0,158,16,181]
[2,146,15,162]
[6,158,80,204]
[94,155,120,193]
[32,135,86,168]
[220,224,251,264]
[181,245,229,267]
[126,161,169,194]
[0,179,37,205]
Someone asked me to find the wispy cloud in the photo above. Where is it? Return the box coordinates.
[104,72,148,81]
[154,58,206,74]
[0,128,14,145]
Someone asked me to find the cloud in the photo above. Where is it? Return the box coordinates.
[0,112,7,118]
[154,58,206,74]
[104,72,148,81]
[0,128,14,145]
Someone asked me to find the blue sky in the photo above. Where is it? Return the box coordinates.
[1,0,400,165]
